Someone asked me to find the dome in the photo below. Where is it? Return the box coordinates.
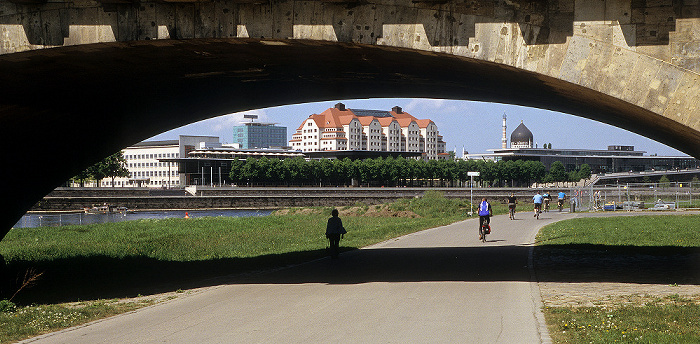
[510,121,533,148]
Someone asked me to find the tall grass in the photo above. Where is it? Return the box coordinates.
[1,195,473,264]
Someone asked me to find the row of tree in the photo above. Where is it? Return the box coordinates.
[71,152,593,188]
[228,156,592,187]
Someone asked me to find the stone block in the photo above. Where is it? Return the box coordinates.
[663,72,700,129]
[644,63,683,115]
[559,35,592,84]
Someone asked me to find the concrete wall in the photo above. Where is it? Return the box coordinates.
[29,187,544,211]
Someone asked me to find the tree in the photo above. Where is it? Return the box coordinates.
[72,168,92,187]
[577,164,591,180]
[547,161,567,186]
[659,175,671,188]
[102,152,130,187]
[241,157,260,185]
[229,159,245,184]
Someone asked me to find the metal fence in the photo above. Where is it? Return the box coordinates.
[569,181,699,212]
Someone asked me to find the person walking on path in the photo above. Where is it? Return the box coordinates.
[326,209,347,259]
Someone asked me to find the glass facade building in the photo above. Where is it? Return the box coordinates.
[233,123,287,149]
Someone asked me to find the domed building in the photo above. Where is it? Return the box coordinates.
[466,117,698,175]
[510,121,533,149]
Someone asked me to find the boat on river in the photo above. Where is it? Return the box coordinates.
[84,204,130,214]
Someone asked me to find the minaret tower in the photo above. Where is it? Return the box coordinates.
[502,113,507,149]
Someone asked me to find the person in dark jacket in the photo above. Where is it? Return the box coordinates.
[326,209,347,259]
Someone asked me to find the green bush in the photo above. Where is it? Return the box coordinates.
[0,299,16,313]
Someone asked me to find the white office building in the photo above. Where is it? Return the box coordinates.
[103,135,220,187]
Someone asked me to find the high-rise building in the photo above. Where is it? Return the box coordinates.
[233,122,287,149]
[289,103,447,160]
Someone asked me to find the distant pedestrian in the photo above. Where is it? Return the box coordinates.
[326,209,347,259]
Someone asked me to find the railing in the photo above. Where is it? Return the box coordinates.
[570,181,699,212]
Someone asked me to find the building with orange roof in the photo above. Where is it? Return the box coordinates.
[290,103,447,160]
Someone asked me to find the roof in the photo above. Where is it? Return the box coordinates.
[301,105,431,131]
[377,117,397,126]
[510,121,533,143]
[130,140,179,148]
[349,109,393,118]
[415,119,434,128]
[357,117,377,126]
[396,118,416,126]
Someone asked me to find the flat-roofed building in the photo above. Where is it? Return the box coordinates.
[105,135,220,187]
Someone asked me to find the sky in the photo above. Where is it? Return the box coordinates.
[149,98,688,157]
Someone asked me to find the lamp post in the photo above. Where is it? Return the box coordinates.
[468,171,480,216]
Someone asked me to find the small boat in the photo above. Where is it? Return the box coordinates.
[84,204,130,214]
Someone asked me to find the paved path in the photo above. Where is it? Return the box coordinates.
[23,210,572,344]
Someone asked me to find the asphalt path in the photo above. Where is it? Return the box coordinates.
[22,209,575,344]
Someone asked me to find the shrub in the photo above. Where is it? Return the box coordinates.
[0,299,16,313]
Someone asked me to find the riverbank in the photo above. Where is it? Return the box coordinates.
[29,186,546,212]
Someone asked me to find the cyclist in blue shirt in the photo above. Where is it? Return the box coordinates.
[557,191,567,211]
[533,191,544,217]
[477,198,492,240]
[542,192,551,212]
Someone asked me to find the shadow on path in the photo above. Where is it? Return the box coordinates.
[5,243,699,305]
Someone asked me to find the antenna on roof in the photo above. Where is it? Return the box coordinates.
[243,114,258,123]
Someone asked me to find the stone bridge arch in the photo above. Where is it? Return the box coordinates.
[1,0,700,236]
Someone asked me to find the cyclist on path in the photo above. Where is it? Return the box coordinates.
[478,198,492,240]
[533,191,544,218]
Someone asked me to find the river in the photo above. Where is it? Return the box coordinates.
[12,209,274,229]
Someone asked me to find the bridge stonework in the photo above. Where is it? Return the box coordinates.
[1,0,700,236]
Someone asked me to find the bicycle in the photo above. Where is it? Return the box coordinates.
[508,205,516,220]
[480,222,490,242]
[543,198,550,212]
[534,204,541,219]
[557,199,565,212]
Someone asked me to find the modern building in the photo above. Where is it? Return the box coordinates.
[233,122,287,149]
[468,120,700,173]
[161,144,304,186]
[289,103,448,160]
[105,135,220,187]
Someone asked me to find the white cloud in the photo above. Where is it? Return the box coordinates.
[404,99,446,112]
[210,109,269,133]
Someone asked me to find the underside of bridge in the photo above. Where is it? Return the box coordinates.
[0,38,699,238]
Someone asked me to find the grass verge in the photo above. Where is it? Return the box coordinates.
[546,295,700,344]
[535,214,700,344]
[0,298,158,344]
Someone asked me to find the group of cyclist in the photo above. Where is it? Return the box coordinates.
[531,190,566,217]
[476,190,567,241]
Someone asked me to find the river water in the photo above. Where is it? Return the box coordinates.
[12,209,274,229]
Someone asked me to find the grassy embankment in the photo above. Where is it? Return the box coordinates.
[0,191,499,343]
[536,214,700,343]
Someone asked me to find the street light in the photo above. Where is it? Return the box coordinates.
[468,171,480,216]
